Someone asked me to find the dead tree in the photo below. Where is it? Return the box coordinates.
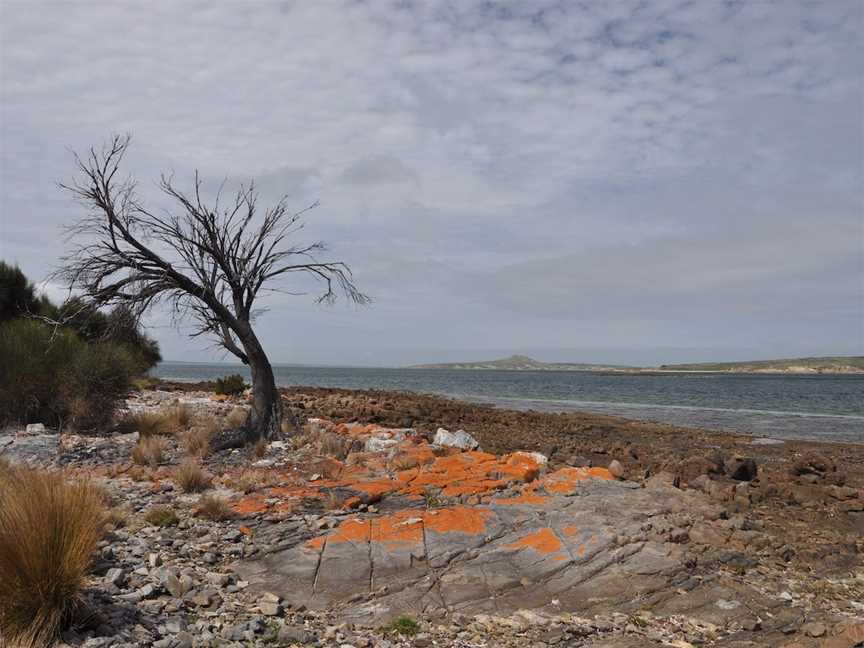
[57,134,368,444]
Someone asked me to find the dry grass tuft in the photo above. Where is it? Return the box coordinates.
[182,417,219,458]
[143,505,179,528]
[194,495,235,522]
[131,436,167,468]
[225,407,248,429]
[0,466,105,644]
[253,437,268,458]
[119,403,194,438]
[174,461,212,493]
[223,469,272,494]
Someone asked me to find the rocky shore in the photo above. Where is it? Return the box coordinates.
[1,384,862,648]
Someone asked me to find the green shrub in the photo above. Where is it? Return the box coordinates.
[214,373,247,396]
[382,617,420,636]
[0,319,135,431]
[0,262,38,323]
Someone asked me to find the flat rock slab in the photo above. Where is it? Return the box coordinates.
[238,474,708,623]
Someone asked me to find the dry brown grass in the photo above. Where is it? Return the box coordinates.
[194,495,234,522]
[253,437,268,458]
[119,403,194,438]
[223,469,272,494]
[225,406,248,429]
[174,461,212,493]
[0,466,105,644]
[143,505,179,527]
[182,416,219,458]
[131,436,167,468]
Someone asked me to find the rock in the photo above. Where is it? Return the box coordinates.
[801,622,827,638]
[791,453,835,476]
[260,602,283,616]
[433,427,479,450]
[644,471,680,489]
[608,459,624,478]
[828,485,858,501]
[726,456,757,481]
[278,625,316,644]
[25,423,46,433]
[105,568,125,587]
[567,455,592,468]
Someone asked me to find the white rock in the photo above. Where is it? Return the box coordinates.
[25,423,46,433]
[512,451,548,465]
[433,428,479,450]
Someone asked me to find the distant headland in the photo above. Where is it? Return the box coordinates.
[409,354,864,374]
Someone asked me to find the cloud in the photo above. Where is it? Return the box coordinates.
[1,0,861,365]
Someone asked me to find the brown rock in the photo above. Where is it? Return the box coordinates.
[608,459,624,479]
[727,456,758,481]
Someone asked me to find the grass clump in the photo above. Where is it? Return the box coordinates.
[194,495,235,522]
[131,436,167,468]
[214,374,246,396]
[382,617,420,637]
[143,505,179,528]
[174,461,212,493]
[0,466,105,644]
[183,417,219,458]
[225,406,248,429]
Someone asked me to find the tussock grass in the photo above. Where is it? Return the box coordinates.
[225,407,248,429]
[195,495,234,522]
[0,466,105,644]
[253,437,268,458]
[143,506,179,528]
[131,436,167,468]
[119,403,194,438]
[174,461,212,493]
[183,416,219,458]
[222,469,272,494]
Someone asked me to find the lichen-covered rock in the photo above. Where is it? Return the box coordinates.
[433,427,479,450]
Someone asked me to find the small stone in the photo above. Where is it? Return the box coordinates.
[25,423,46,433]
[105,568,125,587]
[278,625,316,644]
[148,553,162,568]
[608,460,624,478]
[259,601,283,616]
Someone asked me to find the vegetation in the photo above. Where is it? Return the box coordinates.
[173,462,212,493]
[0,319,138,430]
[0,465,105,644]
[0,262,162,431]
[194,495,234,522]
[118,404,192,438]
[382,617,420,637]
[214,373,247,396]
[131,436,167,468]
[143,506,179,528]
[58,135,366,444]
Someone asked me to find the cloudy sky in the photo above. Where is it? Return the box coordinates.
[1,0,862,366]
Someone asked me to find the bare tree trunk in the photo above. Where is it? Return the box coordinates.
[235,323,297,443]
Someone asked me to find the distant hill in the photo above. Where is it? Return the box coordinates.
[409,354,864,374]
[408,354,633,371]
[657,356,864,374]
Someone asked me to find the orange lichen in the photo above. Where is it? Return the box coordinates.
[493,492,550,506]
[233,496,269,515]
[540,467,613,494]
[562,525,579,536]
[422,506,491,535]
[505,527,564,555]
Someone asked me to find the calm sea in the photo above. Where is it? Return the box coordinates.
[152,362,864,443]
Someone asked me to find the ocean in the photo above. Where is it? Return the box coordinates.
[152,362,864,443]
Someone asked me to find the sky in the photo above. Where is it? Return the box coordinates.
[1,0,862,367]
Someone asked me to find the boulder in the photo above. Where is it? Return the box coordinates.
[433,428,479,450]
[726,456,757,481]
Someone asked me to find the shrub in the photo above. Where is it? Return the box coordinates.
[131,436,167,468]
[174,461,212,493]
[0,319,135,431]
[143,506,179,528]
[214,374,246,396]
[195,495,234,521]
[0,466,105,644]
[0,262,38,323]
[383,617,420,637]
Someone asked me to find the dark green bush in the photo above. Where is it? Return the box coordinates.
[0,262,38,323]
[214,374,247,396]
[0,319,136,431]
